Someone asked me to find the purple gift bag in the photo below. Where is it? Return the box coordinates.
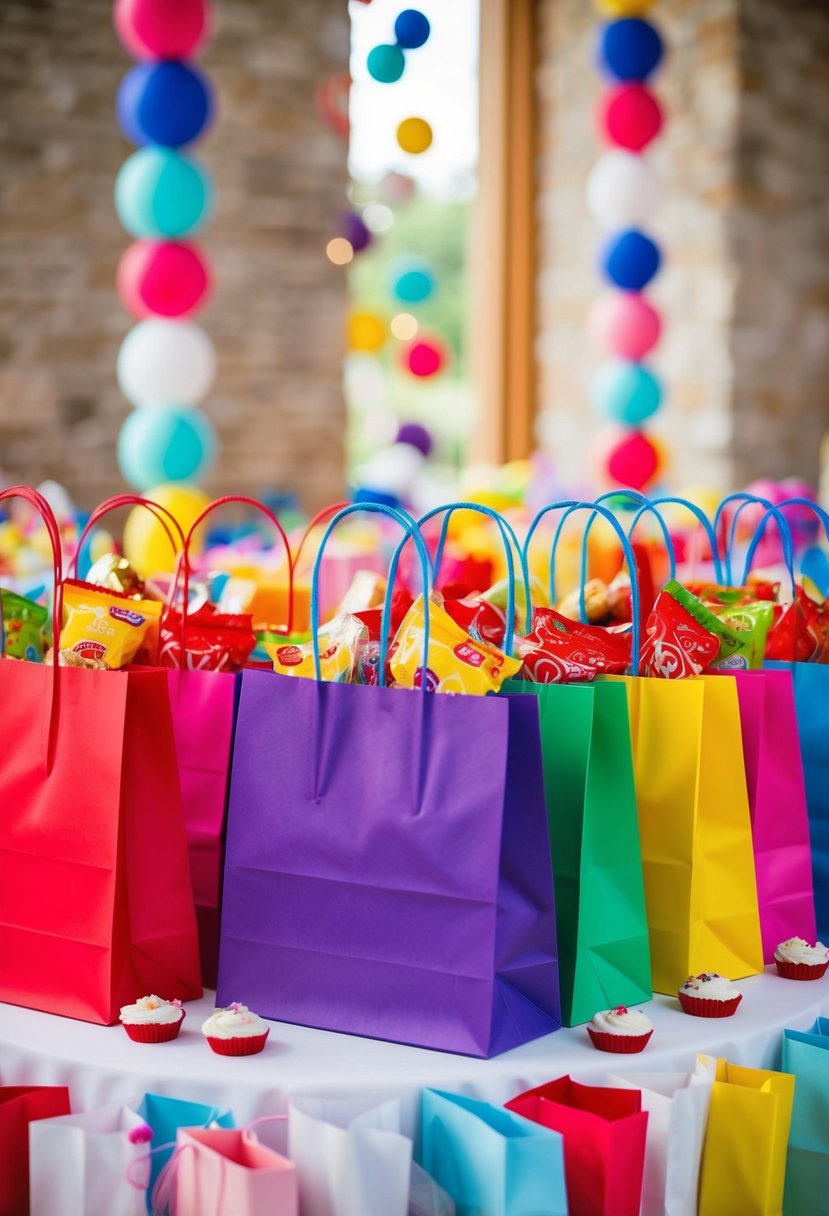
[732,668,816,962]
[217,504,560,1056]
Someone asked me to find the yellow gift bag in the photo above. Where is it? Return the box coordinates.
[614,673,763,994]
[697,1055,795,1216]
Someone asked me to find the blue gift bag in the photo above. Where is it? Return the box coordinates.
[782,1018,829,1216]
[138,1092,234,1211]
[420,1089,568,1216]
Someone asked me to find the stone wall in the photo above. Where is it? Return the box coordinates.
[535,0,829,491]
[0,0,349,512]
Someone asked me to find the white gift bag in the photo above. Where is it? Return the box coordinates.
[288,1095,412,1216]
[607,1070,713,1216]
[29,1105,148,1216]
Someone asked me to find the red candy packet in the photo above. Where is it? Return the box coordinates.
[443,595,508,649]
[766,586,829,663]
[159,605,256,672]
[641,579,750,677]
[517,608,631,684]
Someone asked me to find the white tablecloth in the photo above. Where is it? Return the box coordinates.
[1,969,827,1138]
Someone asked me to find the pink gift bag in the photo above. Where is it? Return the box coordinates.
[732,668,816,962]
[167,1128,297,1216]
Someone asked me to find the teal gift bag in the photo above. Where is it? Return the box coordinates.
[782,1018,829,1215]
[420,1090,568,1216]
[138,1093,234,1212]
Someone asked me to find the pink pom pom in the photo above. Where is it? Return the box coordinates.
[606,430,661,490]
[114,0,210,61]
[128,1123,154,1145]
[599,84,664,152]
[403,337,446,378]
[117,241,211,319]
[587,292,661,360]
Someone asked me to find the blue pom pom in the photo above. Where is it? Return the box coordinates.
[394,9,431,50]
[114,147,212,239]
[118,406,216,490]
[601,230,661,290]
[592,360,663,424]
[117,61,213,148]
[599,19,663,82]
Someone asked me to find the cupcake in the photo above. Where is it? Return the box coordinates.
[201,1003,270,1056]
[119,995,185,1043]
[774,937,829,981]
[678,973,742,1018]
[587,1005,653,1053]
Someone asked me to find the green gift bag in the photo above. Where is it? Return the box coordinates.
[504,678,651,1025]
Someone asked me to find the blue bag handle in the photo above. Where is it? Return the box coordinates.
[744,497,829,592]
[712,492,793,586]
[524,500,642,674]
[417,502,532,650]
[575,491,672,627]
[310,501,433,687]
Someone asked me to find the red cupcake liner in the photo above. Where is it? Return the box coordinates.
[775,959,829,981]
[587,1027,652,1054]
[206,1030,269,1056]
[122,1010,185,1043]
[678,991,742,1018]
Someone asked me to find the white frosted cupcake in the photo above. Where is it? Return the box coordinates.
[678,973,742,1018]
[201,1003,270,1056]
[774,937,829,981]
[119,996,185,1043]
[587,1005,653,1053]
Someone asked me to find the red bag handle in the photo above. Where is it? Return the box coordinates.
[291,502,351,572]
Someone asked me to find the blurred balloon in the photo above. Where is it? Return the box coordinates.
[606,429,662,490]
[117,319,216,407]
[593,0,657,15]
[397,117,433,154]
[599,18,663,81]
[394,9,431,49]
[347,311,387,353]
[336,210,372,253]
[114,0,210,60]
[403,336,446,377]
[115,147,212,239]
[357,442,424,502]
[598,83,663,151]
[586,150,662,230]
[396,421,434,457]
[592,359,663,424]
[587,291,661,359]
[367,44,405,83]
[316,72,350,140]
[117,406,216,490]
[601,229,661,290]
[117,240,211,318]
[123,482,210,578]
[380,172,416,203]
[390,258,435,304]
[117,61,213,148]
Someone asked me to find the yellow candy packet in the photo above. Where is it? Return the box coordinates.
[59,580,161,670]
[390,594,522,695]
[266,613,366,683]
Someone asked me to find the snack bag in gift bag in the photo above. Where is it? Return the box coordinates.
[695,1055,794,1216]
[29,1106,147,1216]
[0,1086,70,1216]
[419,1090,567,1216]
[607,1070,713,1216]
[0,488,202,1025]
[288,1095,411,1216]
[782,1018,829,1215]
[506,1076,648,1216]
[160,1127,297,1216]
[139,1093,234,1212]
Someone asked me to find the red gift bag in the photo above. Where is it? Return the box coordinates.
[506,1076,648,1216]
[0,487,201,1024]
[0,1086,70,1216]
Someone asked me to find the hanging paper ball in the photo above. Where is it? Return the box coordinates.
[606,429,661,490]
[114,0,210,60]
[397,118,433,155]
[587,291,661,359]
[599,83,663,151]
[336,211,372,254]
[599,18,663,82]
[394,9,431,49]
[115,147,212,239]
[593,0,658,15]
[592,359,663,424]
[316,72,351,140]
[117,240,211,319]
[123,482,210,579]
[396,422,434,457]
[390,258,435,305]
[117,319,217,407]
[601,229,661,290]
[586,150,662,231]
[117,62,213,149]
[367,44,406,83]
[403,337,446,378]
[347,311,387,353]
[118,406,216,490]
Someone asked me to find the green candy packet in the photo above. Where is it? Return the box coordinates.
[664,579,755,670]
[0,588,49,662]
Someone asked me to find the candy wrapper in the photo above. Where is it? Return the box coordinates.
[443,595,508,649]
[266,613,366,683]
[336,570,387,615]
[640,579,748,678]
[249,626,311,670]
[517,607,631,683]
[556,574,632,625]
[1,588,49,661]
[85,552,144,597]
[766,585,829,663]
[686,580,779,606]
[707,600,774,668]
[160,604,257,672]
[59,580,161,669]
[390,594,522,694]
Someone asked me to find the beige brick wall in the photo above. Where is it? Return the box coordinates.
[0,0,349,512]
[535,0,829,491]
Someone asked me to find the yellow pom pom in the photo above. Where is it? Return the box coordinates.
[397,117,433,155]
[593,0,658,15]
